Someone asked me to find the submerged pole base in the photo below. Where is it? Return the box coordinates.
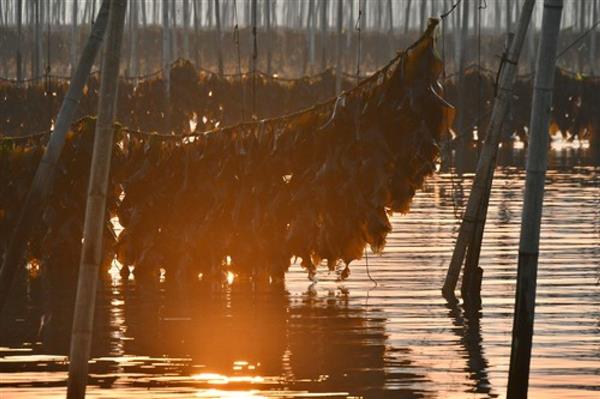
[506,250,539,399]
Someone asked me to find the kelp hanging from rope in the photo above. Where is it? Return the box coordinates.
[0,60,354,137]
[1,20,453,283]
[444,65,600,144]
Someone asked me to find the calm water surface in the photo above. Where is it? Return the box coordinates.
[1,143,599,398]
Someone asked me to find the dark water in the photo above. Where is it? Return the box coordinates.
[1,142,599,398]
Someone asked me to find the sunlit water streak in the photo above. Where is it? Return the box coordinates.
[0,144,599,398]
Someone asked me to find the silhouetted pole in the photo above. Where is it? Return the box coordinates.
[320,0,328,71]
[443,0,535,299]
[507,1,563,397]
[0,0,111,317]
[335,0,343,93]
[455,0,470,168]
[16,0,22,83]
[248,0,257,114]
[70,0,78,75]
[66,1,127,398]
[404,0,412,34]
[214,0,224,76]
[265,0,272,75]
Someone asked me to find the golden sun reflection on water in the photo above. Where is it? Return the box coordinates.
[192,372,265,385]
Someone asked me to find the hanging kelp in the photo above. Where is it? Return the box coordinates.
[0,118,122,286]
[1,20,453,284]
[0,61,354,137]
[114,19,452,282]
[444,65,600,144]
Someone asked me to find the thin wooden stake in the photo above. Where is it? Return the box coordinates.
[507,1,563,396]
[66,1,127,398]
[214,0,224,76]
[442,0,536,299]
[335,0,343,93]
[0,0,111,317]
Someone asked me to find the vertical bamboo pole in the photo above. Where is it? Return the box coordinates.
[183,0,190,59]
[320,0,328,71]
[265,0,271,75]
[506,0,512,33]
[442,0,536,298]
[308,0,316,68]
[214,0,223,76]
[404,0,412,34]
[32,0,40,79]
[193,0,200,67]
[0,0,111,319]
[335,0,342,92]
[506,1,563,396]
[250,0,257,114]
[170,0,177,60]
[130,0,138,78]
[359,0,366,33]
[592,0,598,75]
[420,0,426,33]
[346,0,353,48]
[70,0,78,74]
[16,0,22,83]
[66,1,127,397]
[162,0,170,85]
[455,0,471,168]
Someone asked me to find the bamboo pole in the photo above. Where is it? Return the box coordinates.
[404,0,412,34]
[16,0,22,83]
[170,0,177,60]
[442,0,536,299]
[250,0,257,114]
[162,0,170,88]
[130,0,138,78]
[183,0,190,59]
[70,0,78,75]
[320,0,328,71]
[506,1,563,396]
[193,0,200,68]
[0,0,110,317]
[592,0,598,75]
[455,0,470,168]
[66,1,127,397]
[335,0,342,93]
[308,0,316,68]
[265,0,272,75]
[214,0,223,76]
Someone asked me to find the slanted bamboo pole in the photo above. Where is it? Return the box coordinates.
[66,1,127,397]
[0,0,111,319]
[442,0,535,299]
[506,1,563,396]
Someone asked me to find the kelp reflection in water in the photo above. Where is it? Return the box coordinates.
[1,276,432,398]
